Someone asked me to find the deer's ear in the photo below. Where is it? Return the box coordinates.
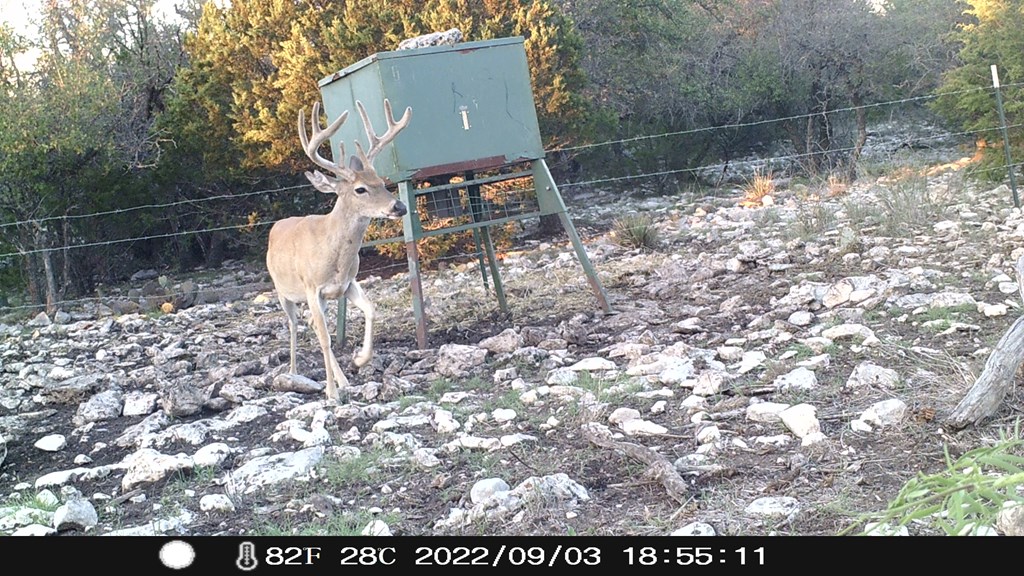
[347,155,365,172]
[305,170,336,194]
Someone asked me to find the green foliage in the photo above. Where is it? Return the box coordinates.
[785,343,819,361]
[559,0,719,184]
[931,0,1024,181]
[873,174,954,237]
[6,491,62,513]
[564,0,960,183]
[490,388,527,413]
[786,198,837,242]
[171,0,589,173]
[153,0,589,275]
[321,449,389,488]
[0,0,970,302]
[427,377,460,400]
[843,427,1024,535]
[834,172,956,244]
[918,303,977,323]
[574,371,640,403]
[0,0,186,304]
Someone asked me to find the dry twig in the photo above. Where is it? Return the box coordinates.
[583,423,690,504]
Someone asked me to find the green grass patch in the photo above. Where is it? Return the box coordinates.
[320,449,390,488]
[786,200,837,242]
[574,371,642,403]
[785,343,819,361]
[917,303,976,323]
[842,426,1024,536]
[873,176,951,238]
[3,491,62,513]
[254,509,402,536]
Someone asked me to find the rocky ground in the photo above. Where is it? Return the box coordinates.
[3,124,1024,537]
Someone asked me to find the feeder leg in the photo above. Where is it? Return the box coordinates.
[465,172,489,289]
[479,225,508,313]
[336,295,347,347]
[532,159,612,313]
[466,172,508,313]
[557,211,609,312]
[471,227,490,290]
[399,181,428,349]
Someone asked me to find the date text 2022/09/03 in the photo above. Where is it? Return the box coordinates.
[31,537,998,571]
[138,538,775,570]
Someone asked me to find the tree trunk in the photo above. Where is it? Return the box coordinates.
[42,250,57,315]
[206,231,226,267]
[946,255,1024,429]
[848,98,868,182]
[61,216,71,300]
[804,115,817,173]
[19,225,41,306]
[37,227,57,315]
[538,213,562,238]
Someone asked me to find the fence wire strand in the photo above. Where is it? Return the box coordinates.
[5,120,1014,260]
[0,183,310,230]
[3,87,1024,312]
[2,85,1002,233]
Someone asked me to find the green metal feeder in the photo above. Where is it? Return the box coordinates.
[316,36,610,349]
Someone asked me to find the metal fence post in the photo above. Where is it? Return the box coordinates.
[991,64,1020,208]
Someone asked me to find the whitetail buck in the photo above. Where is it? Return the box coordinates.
[267,98,411,402]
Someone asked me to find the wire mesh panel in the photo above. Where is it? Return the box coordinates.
[418,171,540,233]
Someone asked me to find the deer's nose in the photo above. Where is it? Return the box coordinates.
[392,201,408,218]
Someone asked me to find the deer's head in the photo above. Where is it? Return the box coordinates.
[299,99,411,220]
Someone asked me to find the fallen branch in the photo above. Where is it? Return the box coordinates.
[582,422,690,504]
[105,488,144,508]
[946,256,1024,429]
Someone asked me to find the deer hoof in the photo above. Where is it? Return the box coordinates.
[325,385,341,404]
[353,350,372,368]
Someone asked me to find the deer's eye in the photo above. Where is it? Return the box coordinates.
[354,186,369,195]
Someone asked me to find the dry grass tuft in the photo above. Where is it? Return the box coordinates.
[611,213,661,251]
[827,174,848,197]
[739,167,776,207]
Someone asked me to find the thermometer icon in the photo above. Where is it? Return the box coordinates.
[236,541,258,571]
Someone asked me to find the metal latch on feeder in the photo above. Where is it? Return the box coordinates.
[459,106,471,130]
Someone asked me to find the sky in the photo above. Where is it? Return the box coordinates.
[0,0,185,68]
[0,0,185,32]
[2,0,44,70]
[1,1,43,42]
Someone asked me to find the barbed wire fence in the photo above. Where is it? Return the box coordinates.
[1,83,1021,315]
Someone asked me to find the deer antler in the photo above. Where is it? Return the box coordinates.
[354,98,412,166]
[298,102,354,180]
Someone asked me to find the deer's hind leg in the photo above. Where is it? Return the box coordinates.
[278,296,300,374]
[345,280,375,368]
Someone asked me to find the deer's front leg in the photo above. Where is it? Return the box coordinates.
[345,280,375,368]
[308,292,347,402]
